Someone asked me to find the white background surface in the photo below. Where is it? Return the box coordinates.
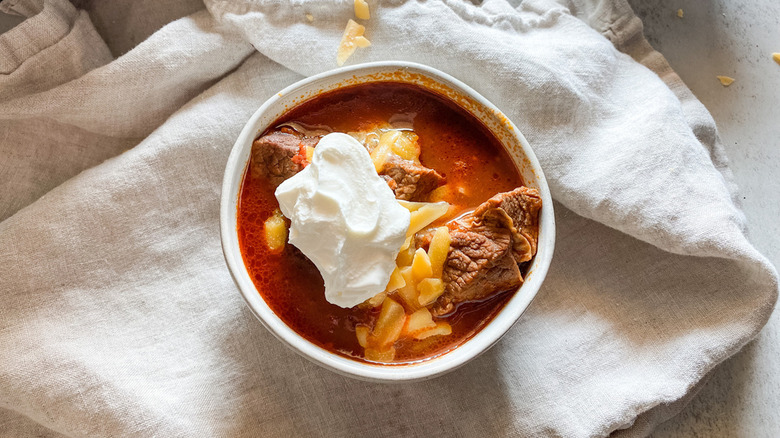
[1,0,778,435]
[627,0,780,436]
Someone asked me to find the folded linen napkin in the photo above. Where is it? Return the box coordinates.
[0,0,776,436]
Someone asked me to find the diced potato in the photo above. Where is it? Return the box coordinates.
[365,346,395,362]
[385,266,406,292]
[372,298,406,348]
[397,199,423,212]
[354,0,370,19]
[404,308,436,336]
[407,202,450,237]
[716,75,735,86]
[363,131,380,151]
[395,267,420,311]
[370,140,393,172]
[399,236,412,252]
[411,248,433,282]
[391,132,421,162]
[366,291,386,308]
[417,278,445,306]
[428,226,451,279]
[264,209,287,253]
[427,185,450,202]
[337,19,371,67]
[409,336,438,353]
[305,145,314,163]
[396,244,415,267]
[414,322,452,340]
[377,130,402,154]
[356,325,370,348]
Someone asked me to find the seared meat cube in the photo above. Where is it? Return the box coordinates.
[250,131,318,186]
[421,187,542,315]
[379,155,446,201]
[474,186,542,263]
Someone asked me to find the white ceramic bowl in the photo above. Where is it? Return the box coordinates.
[220,61,555,382]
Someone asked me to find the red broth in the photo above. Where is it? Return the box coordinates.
[237,82,524,363]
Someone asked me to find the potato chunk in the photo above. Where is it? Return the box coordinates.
[427,226,451,279]
[396,244,415,267]
[370,140,393,173]
[304,145,314,163]
[411,248,433,282]
[365,347,395,362]
[354,0,370,20]
[395,267,420,311]
[366,291,386,308]
[417,278,444,306]
[385,266,406,292]
[372,298,406,348]
[337,19,371,66]
[264,209,287,253]
[427,185,451,202]
[406,202,450,237]
[716,75,735,86]
[356,325,370,348]
[404,307,436,336]
[377,130,401,153]
[414,322,452,340]
[391,131,421,162]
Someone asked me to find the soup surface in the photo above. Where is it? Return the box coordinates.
[238,82,526,363]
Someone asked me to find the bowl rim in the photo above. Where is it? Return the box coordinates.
[220,61,555,382]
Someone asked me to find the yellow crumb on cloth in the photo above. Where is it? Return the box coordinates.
[305,13,313,22]
[716,75,735,87]
[354,0,370,20]
[677,8,683,18]
[773,53,780,65]
[337,19,371,66]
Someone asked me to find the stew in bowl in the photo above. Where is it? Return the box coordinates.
[220,61,554,381]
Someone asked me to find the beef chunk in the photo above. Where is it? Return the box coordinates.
[433,224,523,315]
[250,131,318,186]
[379,155,446,201]
[474,186,542,263]
[426,187,542,316]
[252,131,444,202]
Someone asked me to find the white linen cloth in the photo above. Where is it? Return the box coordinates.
[0,0,776,436]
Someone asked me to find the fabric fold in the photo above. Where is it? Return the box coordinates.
[203,0,745,262]
[0,0,112,102]
[0,1,254,221]
[0,8,254,139]
[0,0,776,437]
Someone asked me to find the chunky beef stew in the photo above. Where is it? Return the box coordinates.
[237,82,541,363]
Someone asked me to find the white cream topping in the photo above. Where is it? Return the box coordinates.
[275,133,410,308]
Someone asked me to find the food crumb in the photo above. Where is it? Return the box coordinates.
[716,75,735,87]
[306,13,314,22]
[337,19,371,66]
[773,53,780,65]
[677,8,683,18]
[354,0,370,20]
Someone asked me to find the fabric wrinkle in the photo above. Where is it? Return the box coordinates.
[0,0,776,436]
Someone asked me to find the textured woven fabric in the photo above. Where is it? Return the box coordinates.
[0,0,776,436]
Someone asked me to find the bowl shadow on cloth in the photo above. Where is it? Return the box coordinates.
[542,202,768,347]
[644,339,758,437]
[213,201,768,436]
[215,305,516,436]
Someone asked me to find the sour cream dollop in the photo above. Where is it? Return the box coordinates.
[275,133,410,308]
